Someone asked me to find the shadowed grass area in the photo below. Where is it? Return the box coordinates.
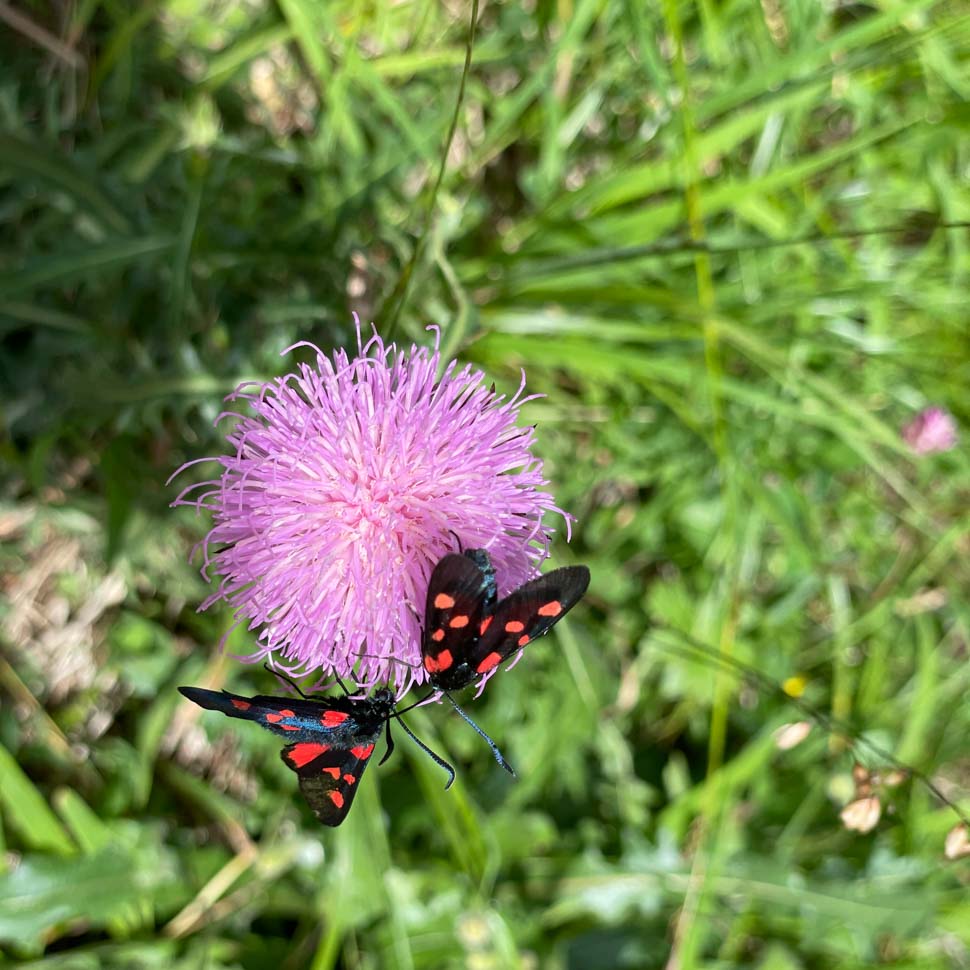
[1,1,968,968]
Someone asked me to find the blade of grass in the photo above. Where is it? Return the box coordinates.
[0,236,175,298]
[0,744,75,855]
[0,133,129,233]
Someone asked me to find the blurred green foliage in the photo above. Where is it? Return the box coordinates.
[1,0,969,967]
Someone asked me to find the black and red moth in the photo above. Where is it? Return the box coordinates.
[178,686,396,826]
[422,549,590,692]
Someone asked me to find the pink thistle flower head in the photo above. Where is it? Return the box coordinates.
[902,407,958,455]
[171,317,570,694]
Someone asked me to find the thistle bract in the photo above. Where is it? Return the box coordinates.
[172,320,568,693]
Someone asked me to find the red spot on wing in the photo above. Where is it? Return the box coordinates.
[518,635,531,646]
[432,628,446,642]
[231,698,251,711]
[477,652,502,673]
[480,616,493,635]
[538,600,562,617]
[350,744,375,760]
[322,766,340,778]
[266,709,296,724]
[434,593,456,609]
[449,614,470,629]
[328,790,345,808]
[424,649,453,673]
[321,710,349,727]
[286,742,331,768]
[343,774,356,785]
[504,620,525,633]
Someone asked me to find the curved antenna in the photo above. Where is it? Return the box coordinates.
[389,712,456,789]
[349,667,516,775]
[443,691,516,776]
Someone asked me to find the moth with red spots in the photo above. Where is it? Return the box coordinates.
[423,548,590,692]
[178,684,452,826]
[419,548,590,772]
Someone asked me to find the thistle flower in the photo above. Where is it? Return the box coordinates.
[171,318,569,694]
[902,407,958,455]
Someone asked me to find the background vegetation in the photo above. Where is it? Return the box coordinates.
[2,0,969,967]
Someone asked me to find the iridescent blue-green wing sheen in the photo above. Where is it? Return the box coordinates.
[178,686,396,826]
[178,686,388,743]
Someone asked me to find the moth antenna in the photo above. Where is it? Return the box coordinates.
[443,692,516,777]
[392,714,457,788]
[447,529,463,552]
[263,663,310,699]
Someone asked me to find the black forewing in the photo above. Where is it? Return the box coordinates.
[468,565,591,673]
[178,687,390,743]
[461,549,498,610]
[422,553,494,671]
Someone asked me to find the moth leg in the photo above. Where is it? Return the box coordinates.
[379,718,395,766]
[263,663,310,699]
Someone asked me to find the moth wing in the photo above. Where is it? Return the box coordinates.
[178,686,294,733]
[469,565,591,675]
[179,686,357,742]
[179,686,256,717]
[422,553,493,669]
[281,732,382,826]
